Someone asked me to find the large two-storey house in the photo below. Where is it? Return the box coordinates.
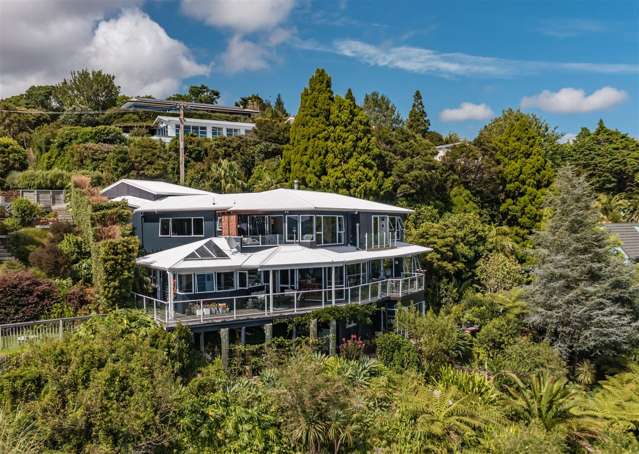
[102,179,430,332]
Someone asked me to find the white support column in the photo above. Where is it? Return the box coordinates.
[167,271,175,320]
[269,270,274,313]
[331,266,336,306]
[321,267,325,307]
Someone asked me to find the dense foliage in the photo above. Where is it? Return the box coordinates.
[0,66,638,452]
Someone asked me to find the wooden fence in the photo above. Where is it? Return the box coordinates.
[0,315,98,351]
[0,189,66,210]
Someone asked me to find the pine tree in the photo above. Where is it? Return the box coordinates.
[321,94,389,198]
[362,91,403,129]
[475,109,557,238]
[406,90,430,136]
[526,167,639,366]
[281,68,334,188]
[273,94,288,117]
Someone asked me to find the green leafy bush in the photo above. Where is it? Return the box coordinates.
[474,316,522,358]
[10,198,41,227]
[375,332,420,372]
[488,337,567,384]
[7,227,48,264]
[0,137,28,181]
[94,236,139,309]
[0,270,60,322]
[6,169,71,190]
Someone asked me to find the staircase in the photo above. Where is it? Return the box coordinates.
[53,204,73,223]
[0,238,13,262]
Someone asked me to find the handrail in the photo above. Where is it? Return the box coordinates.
[132,273,424,325]
[0,314,98,329]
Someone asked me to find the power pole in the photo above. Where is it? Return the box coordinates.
[179,103,185,184]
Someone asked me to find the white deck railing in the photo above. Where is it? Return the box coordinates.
[133,273,424,326]
[0,315,97,351]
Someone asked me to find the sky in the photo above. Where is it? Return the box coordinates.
[1,0,638,139]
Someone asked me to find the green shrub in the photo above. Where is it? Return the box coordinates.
[94,236,139,309]
[10,198,41,227]
[0,137,28,181]
[375,332,420,372]
[477,422,565,454]
[435,365,500,404]
[5,169,71,190]
[488,337,567,384]
[474,316,521,359]
[7,227,48,264]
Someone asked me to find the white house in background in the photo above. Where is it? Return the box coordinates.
[152,116,256,143]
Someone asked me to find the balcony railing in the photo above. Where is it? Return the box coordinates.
[133,273,425,327]
[360,230,404,250]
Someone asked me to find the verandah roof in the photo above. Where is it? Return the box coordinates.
[136,238,431,273]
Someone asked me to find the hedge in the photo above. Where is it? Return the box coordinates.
[69,181,139,310]
[0,270,60,322]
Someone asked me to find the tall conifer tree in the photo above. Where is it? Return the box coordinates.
[526,167,639,366]
[406,90,430,136]
[281,68,334,188]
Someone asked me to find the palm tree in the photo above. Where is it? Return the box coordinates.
[504,372,577,431]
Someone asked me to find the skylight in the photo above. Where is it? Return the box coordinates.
[184,240,229,260]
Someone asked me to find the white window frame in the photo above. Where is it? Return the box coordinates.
[195,273,215,293]
[226,127,241,137]
[159,217,205,238]
[237,271,248,289]
[299,215,315,242]
[211,126,223,137]
[159,218,171,237]
[317,215,345,246]
[286,215,299,243]
[216,271,236,291]
[177,273,194,294]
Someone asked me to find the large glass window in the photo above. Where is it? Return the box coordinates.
[318,215,344,245]
[237,271,248,289]
[346,263,363,286]
[300,215,314,241]
[159,218,171,236]
[249,216,267,236]
[226,128,241,137]
[211,127,223,137]
[171,218,192,236]
[237,215,249,236]
[196,273,214,292]
[193,218,204,236]
[216,272,235,291]
[286,215,298,242]
[178,274,193,293]
[370,260,383,280]
[269,216,283,236]
[248,270,262,287]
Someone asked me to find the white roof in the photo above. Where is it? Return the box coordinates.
[133,188,412,214]
[137,239,430,272]
[101,179,212,197]
[154,115,255,128]
[137,194,232,212]
[111,195,153,209]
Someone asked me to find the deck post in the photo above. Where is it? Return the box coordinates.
[240,327,246,344]
[264,323,273,344]
[331,266,336,306]
[58,319,63,339]
[220,328,229,369]
[329,319,337,355]
[309,319,318,339]
[269,270,274,313]
[199,332,205,354]
[167,271,175,320]
[399,279,403,297]
[293,292,297,313]
[200,300,204,322]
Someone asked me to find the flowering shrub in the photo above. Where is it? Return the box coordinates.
[339,334,366,360]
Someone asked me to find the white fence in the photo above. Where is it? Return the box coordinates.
[133,273,425,327]
[0,315,96,351]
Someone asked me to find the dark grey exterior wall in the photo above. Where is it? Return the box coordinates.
[102,182,159,201]
[137,210,217,253]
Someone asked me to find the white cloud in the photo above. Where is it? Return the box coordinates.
[320,39,639,78]
[180,0,295,34]
[180,0,295,74]
[221,35,271,73]
[538,18,604,38]
[440,102,494,122]
[521,86,628,113]
[559,133,577,144]
[86,9,209,96]
[0,4,208,99]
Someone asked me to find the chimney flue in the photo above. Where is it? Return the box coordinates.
[293,180,299,190]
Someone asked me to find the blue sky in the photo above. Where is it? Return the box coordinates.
[2,0,638,139]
